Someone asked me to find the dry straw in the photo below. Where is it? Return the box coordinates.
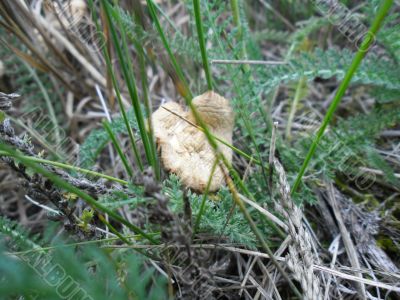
[273,157,323,299]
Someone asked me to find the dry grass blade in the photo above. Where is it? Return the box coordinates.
[0,1,76,91]
[314,265,400,293]
[239,193,288,230]
[327,182,367,299]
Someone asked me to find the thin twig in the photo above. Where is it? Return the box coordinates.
[211,59,287,65]
[327,183,367,299]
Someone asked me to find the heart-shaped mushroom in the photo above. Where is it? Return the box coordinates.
[152,91,234,192]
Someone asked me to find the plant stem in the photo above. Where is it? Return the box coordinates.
[103,1,154,172]
[89,0,144,171]
[291,0,394,195]
[128,15,161,179]
[145,0,193,102]
[24,63,61,145]
[103,120,134,178]
[0,150,129,185]
[193,160,218,234]
[0,142,157,244]
[286,77,307,140]
[230,0,249,73]
[193,0,213,90]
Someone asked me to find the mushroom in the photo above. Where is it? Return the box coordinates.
[152,91,234,192]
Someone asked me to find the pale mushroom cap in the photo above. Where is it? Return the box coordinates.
[152,101,186,141]
[152,92,234,192]
[191,91,234,130]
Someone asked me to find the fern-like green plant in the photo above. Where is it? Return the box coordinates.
[79,108,138,169]
[163,175,257,246]
[283,106,400,191]
[258,48,400,94]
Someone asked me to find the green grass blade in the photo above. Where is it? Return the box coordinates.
[129,15,161,179]
[291,0,394,195]
[286,77,307,140]
[103,120,134,178]
[230,0,249,73]
[145,0,193,102]
[23,63,61,145]
[0,150,129,185]
[193,160,218,234]
[102,0,155,173]
[193,0,213,90]
[88,0,144,172]
[0,142,157,244]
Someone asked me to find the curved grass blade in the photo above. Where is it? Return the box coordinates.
[193,0,213,90]
[102,0,156,175]
[0,142,156,244]
[103,120,134,178]
[145,0,193,102]
[193,160,218,235]
[0,150,129,185]
[291,0,394,195]
[88,0,144,172]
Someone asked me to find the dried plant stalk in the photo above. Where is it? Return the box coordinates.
[273,158,323,300]
[152,91,234,192]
